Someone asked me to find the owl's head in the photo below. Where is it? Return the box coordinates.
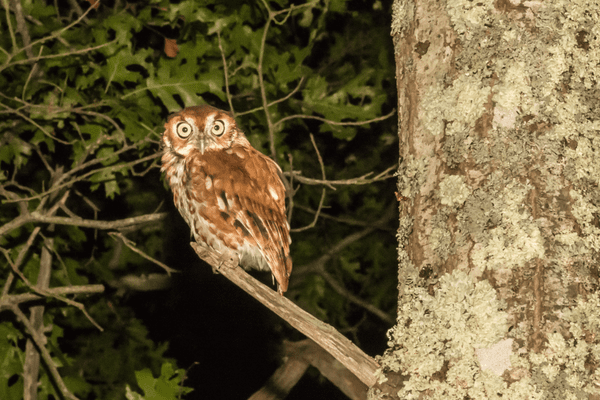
[162,105,247,157]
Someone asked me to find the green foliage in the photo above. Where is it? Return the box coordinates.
[126,363,193,400]
[0,0,397,397]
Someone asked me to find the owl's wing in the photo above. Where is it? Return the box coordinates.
[230,147,292,290]
[189,146,292,292]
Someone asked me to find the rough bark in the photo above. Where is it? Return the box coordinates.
[372,0,600,398]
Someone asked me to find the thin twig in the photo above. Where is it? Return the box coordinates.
[1,248,103,331]
[0,226,41,298]
[1,3,97,71]
[1,191,68,298]
[295,204,395,231]
[293,134,326,232]
[257,1,276,159]
[109,231,178,274]
[267,77,305,108]
[274,109,396,129]
[3,152,160,204]
[2,0,17,52]
[283,164,397,189]
[217,31,235,115]
[286,153,295,223]
[0,102,71,145]
[4,39,115,70]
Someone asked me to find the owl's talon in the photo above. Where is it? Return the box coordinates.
[216,250,239,270]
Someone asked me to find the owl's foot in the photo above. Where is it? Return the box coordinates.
[190,242,239,273]
[214,248,239,272]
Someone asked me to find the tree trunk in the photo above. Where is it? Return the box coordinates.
[372,0,600,398]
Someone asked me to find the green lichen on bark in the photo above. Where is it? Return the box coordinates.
[420,75,490,138]
[386,0,600,397]
[376,270,520,398]
[526,293,600,398]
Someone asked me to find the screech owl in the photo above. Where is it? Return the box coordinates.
[160,105,292,294]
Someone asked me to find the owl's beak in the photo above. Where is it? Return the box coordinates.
[197,134,207,154]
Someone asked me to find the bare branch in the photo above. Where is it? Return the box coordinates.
[249,348,309,400]
[12,0,33,58]
[10,305,80,400]
[1,247,103,331]
[190,242,379,387]
[0,211,166,239]
[0,285,104,310]
[292,133,327,232]
[256,5,276,159]
[4,39,115,70]
[24,236,53,399]
[0,226,41,298]
[4,152,160,204]
[1,3,98,72]
[274,109,396,130]
[0,102,72,144]
[34,212,167,230]
[284,164,397,189]
[2,0,18,52]
[286,339,368,400]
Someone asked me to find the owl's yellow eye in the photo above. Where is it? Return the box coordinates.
[175,122,192,138]
[211,120,226,136]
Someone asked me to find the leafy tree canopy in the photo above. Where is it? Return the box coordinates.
[0,0,397,398]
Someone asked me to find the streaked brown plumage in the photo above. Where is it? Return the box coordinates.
[160,105,292,294]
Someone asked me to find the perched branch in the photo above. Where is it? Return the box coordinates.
[296,205,397,325]
[190,242,379,387]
